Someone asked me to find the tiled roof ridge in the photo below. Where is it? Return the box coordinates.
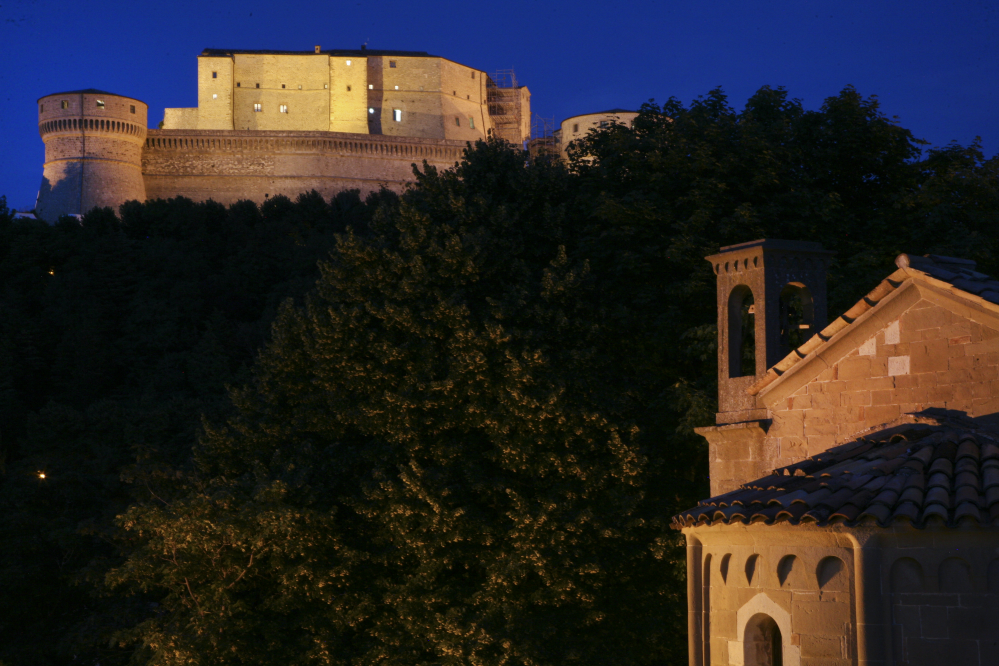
[672,411,999,531]
[748,252,999,397]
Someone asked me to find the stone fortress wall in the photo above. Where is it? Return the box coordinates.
[36,90,148,222]
[142,128,467,206]
[35,47,532,221]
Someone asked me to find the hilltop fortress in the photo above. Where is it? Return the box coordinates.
[35,47,531,221]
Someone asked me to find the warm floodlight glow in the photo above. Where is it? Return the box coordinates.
[38,472,46,479]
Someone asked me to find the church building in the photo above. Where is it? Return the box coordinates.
[674,240,999,666]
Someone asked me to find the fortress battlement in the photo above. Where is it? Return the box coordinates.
[35,48,531,220]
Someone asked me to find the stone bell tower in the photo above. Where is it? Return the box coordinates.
[698,239,832,495]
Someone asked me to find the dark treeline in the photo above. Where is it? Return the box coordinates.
[0,85,997,666]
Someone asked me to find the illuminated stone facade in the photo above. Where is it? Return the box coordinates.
[35,48,531,221]
[677,242,999,666]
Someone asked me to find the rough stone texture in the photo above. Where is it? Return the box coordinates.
[705,240,833,424]
[142,129,466,204]
[685,521,999,666]
[36,90,147,220]
[161,49,531,143]
[768,301,999,465]
[685,248,999,665]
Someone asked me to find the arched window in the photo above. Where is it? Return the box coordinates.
[728,285,756,377]
[745,613,783,666]
[779,283,814,355]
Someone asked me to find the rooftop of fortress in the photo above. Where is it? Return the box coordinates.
[201,48,436,58]
[38,89,146,103]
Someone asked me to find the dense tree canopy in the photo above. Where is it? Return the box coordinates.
[0,84,997,665]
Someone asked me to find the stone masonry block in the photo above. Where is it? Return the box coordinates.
[910,339,949,373]
[901,304,952,331]
[865,405,901,428]
[801,634,846,659]
[791,600,850,635]
[918,605,949,638]
[838,357,871,381]
[840,390,872,407]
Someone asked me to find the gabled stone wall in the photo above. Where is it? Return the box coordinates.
[768,298,999,470]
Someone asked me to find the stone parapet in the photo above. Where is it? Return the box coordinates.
[142,129,469,205]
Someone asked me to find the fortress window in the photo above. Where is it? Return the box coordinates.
[298,85,302,89]
[346,60,352,66]
[96,100,105,108]
[393,108,401,122]
[394,85,399,90]
[368,84,373,89]
[237,82,241,87]
[325,84,329,89]
[212,71,217,78]
[256,83,260,88]
[213,94,218,99]
[455,116,461,127]
[347,85,352,91]
[469,117,474,129]
[62,100,68,109]
[130,105,136,113]
[280,105,288,113]
[39,103,44,112]
[471,71,475,79]
[254,103,262,112]
[573,123,579,133]
[282,84,286,89]
[389,60,397,68]
[467,95,470,99]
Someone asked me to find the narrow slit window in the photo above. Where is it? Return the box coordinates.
[213,93,218,99]
[39,103,44,112]
[469,117,474,129]
[130,105,136,113]
[212,71,217,78]
[573,123,579,133]
[347,85,352,91]
[471,71,475,79]
[280,104,288,113]
[61,100,69,109]
[455,116,461,127]
[393,108,402,122]
[324,83,329,89]
[237,82,241,87]
[254,103,262,112]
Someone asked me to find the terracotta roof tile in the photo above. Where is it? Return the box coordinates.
[672,413,999,530]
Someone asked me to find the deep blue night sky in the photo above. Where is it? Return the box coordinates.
[1,0,996,212]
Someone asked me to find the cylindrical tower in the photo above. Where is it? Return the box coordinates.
[36,89,147,221]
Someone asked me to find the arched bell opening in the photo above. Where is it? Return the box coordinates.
[779,282,814,357]
[728,285,756,377]
[744,613,784,666]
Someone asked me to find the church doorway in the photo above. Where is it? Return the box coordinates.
[744,613,783,666]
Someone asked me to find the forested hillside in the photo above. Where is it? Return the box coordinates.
[0,84,996,665]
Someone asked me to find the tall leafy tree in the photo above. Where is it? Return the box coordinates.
[109,140,688,666]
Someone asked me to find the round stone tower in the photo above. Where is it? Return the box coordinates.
[36,89,147,221]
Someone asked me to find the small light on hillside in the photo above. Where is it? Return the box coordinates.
[38,472,46,479]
